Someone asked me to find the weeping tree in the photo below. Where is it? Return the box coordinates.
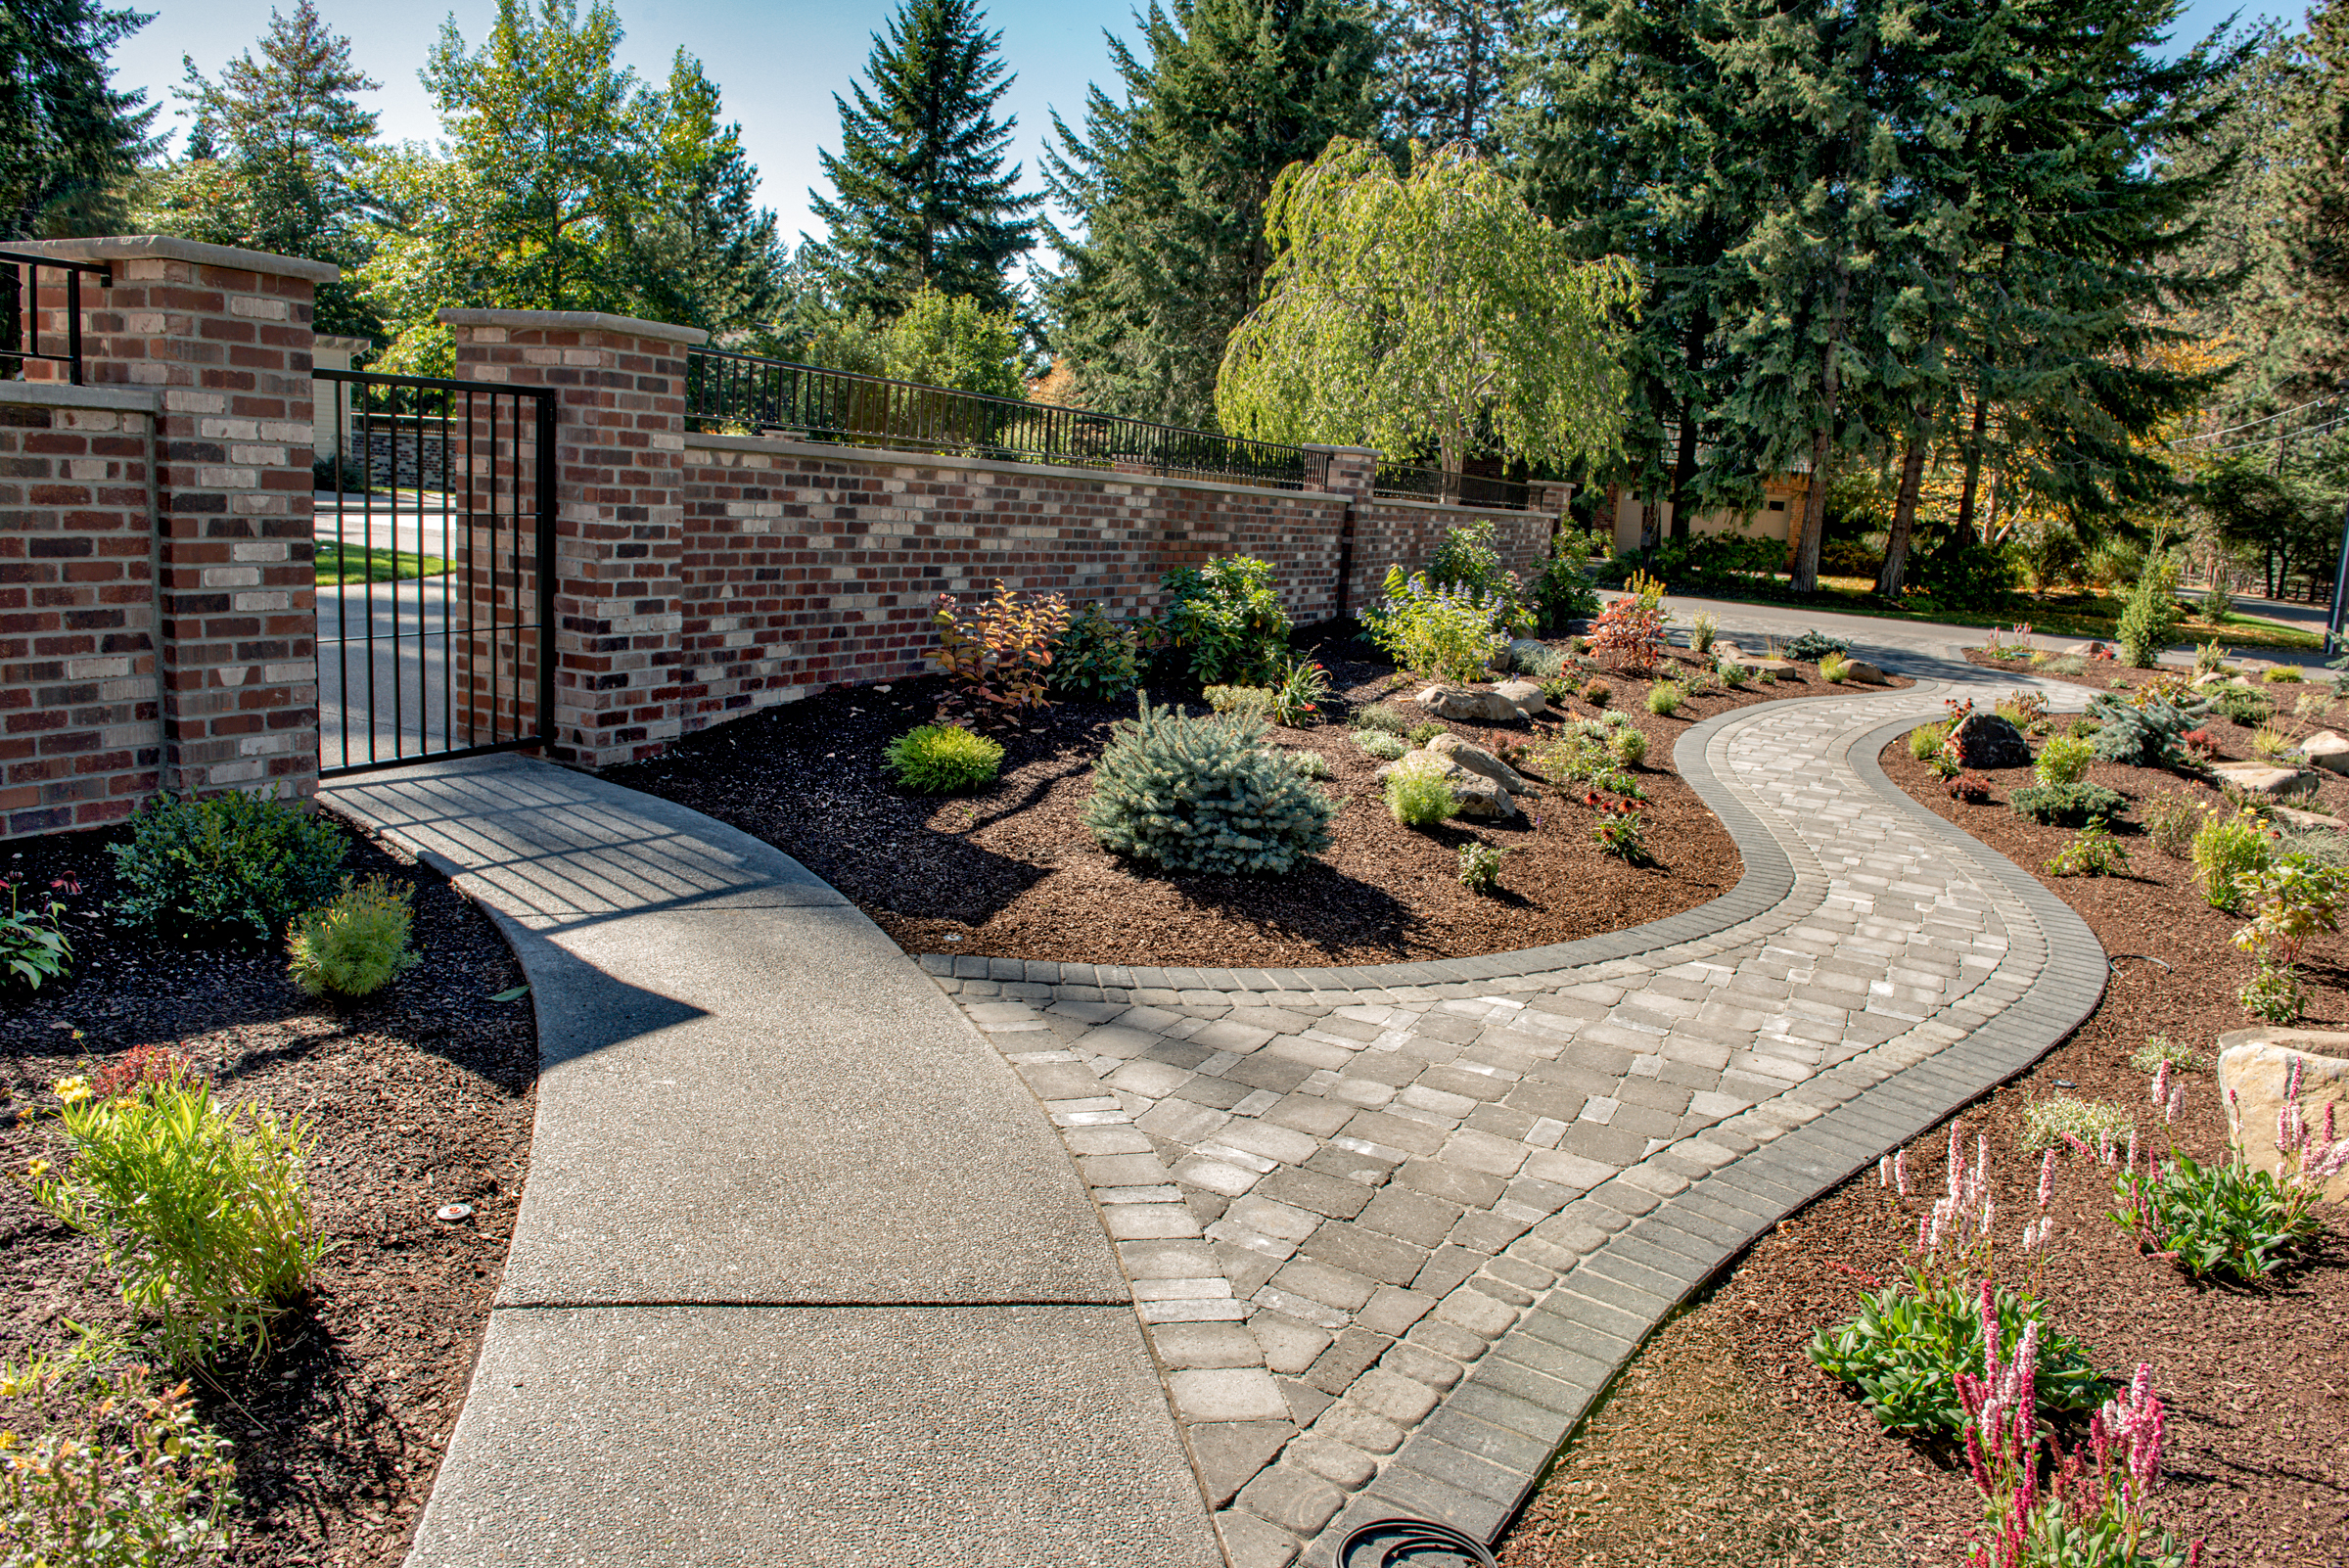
[1215,139,1638,486]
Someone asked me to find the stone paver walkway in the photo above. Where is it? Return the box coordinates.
[924,659,2104,1566]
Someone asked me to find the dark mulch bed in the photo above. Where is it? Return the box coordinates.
[1502,723,2349,1568]
[606,631,1905,969]
[0,816,537,1566]
[1965,646,2324,694]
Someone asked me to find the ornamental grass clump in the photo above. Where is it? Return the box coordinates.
[286,876,419,999]
[109,791,345,945]
[2189,809,2272,911]
[885,723,1005,793]
[2048,819,2129,877]
[1385,763,1458,828]
[1204,684,1277,721]
[2128,1035,2210,1074]
[30,1069,326,1363]
[1809,1125,2111,1438]
[1608,725,1648,767]
[1082,695,1337,874]
[1644,680,1683,716]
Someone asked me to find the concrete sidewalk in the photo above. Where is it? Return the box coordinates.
[322,755,1221,1568]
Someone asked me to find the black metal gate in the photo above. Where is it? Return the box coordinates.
[313,370,556,777]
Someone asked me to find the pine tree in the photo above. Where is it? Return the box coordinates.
[625,51,790,338]
[2280,0,2349,386]
[806,0,1038,318]
[152,1,380,334]
[1377,0,1526,154]
[1042,0,1383,429]
[0,0,159,239]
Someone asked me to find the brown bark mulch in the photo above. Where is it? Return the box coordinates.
[1965,646,2322,695]
[605,632,1905,970]
[0,817,537,1567]
[1501,717,2349,1568]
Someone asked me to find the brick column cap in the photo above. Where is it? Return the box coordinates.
[439,307,710,346]
[1301,443,1380,456]
[9,234,340,283]
[0,382,158,414]
[315,333,373,354]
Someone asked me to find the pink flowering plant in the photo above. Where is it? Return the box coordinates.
[2111,1055,2349,1281]
[1809,1126,2112,1436]
[1959,1310,2200,1568]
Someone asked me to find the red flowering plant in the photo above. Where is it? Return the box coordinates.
[1949,771,1994,803]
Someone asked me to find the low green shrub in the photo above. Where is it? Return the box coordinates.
[2007,782,2128,826]
[1538,676,1576,706]
[1603,710,1635,729]
[1157,556,1291,687]
[1908,721,1952,761]
[1360,568,1511,681]
[0,874,74,991]
[2128,1034,2211,1074]
[2021,1092,2134,1154]
[885,723,1005,793]
[1355,731,1406,761]
[1583,678,1612,708]
[2047,820,2129,876]
[109,791,346,945]
[1385,764,1458,828]
[1082,696,1337,874]
[1608,726,1648,767]
[1047,605,1141,702]
[31,1069,326,1362]
[2112,1151,2326,1281]
[286,876,419,999]
[1457,842,1505,894]
[2211,684,2274,726]
[1204,684,1277,721]
[1285,750,1332,780]
[1807,1269,2110,1436]
[1349,704,1411,735]
[1783,629,1850,662]
[0,1361,238,1562]
[1644,681,1683,717]
[2263,666,2304,684]
[2190,809,2273,911]
[2034,734,2096,786]
[1407,721,1443,747]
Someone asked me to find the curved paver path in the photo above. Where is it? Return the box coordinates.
[921,654,2105,1567]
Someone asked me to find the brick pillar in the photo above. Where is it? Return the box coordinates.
[14,236,328,800]
[1305,444,1379,616]
[440,308,707,768]
[0,384,163,836]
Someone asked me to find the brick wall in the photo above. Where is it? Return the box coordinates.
[15,236,330,801]
[0,386,162,836]
[670,434,1550,735]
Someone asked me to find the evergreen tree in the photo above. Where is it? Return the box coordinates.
[806,0,1038,317]
[0,0,158,238]
[1042,0,1383,428]
[627,51,790,338]
[150,1,381,335]
[2280,0,2349,386]
[1377,0,1526,153]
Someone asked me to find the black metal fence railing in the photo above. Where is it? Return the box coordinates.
[685,346,1324,490]
[1,252,110,385]
[1373,460,1538,512]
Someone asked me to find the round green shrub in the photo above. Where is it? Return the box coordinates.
[1384,764,1458,828]
[886,724,1005,793]
[1082,696,1337,874]
[109,790,347,945]
[1644,681,1683,717]
[1286,749,1332,780]
[1355,731,1407,761]
[288,875,421,998]
[2191,810,2273,911]
[1047,605,1141,701]
[1349,704,1412,736]
[1609,726,1648,766]
[2033,733,2096,786]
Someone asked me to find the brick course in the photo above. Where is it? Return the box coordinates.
[0,389,161,837]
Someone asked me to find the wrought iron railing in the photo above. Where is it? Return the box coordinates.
[685,346,1324,490]
[1,252,110,385]
[1373,460,1538,512]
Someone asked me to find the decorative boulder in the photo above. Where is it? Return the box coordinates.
[1375,752,1517,818]
[1842,659,1888,684]
[1415,682,1546,724]
[1950,712,2032,769]
[1428,732,1531,794]
[1719,647,1797,674]
[2302,729,2349,774]
[1491,679,1550,719]
[2207,761,2315,798]
[2217,1031,2349,1202]
[2271,805,2345,832]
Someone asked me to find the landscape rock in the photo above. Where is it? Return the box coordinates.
[1842,659,1888,684]
[1414,682,1545,724]
[1717,646,1797,673]
[1428,732,1531,794]
[1374,752,1518,818]
[1950,712,2033,769]
[2301,730,2349,774]
[2215,1033,2349,1202]
[2208,761,2315,797]
[2271,805,2345,832]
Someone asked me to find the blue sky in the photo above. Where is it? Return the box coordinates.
[115,0,2297,254]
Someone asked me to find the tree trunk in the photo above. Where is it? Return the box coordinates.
[1790,426,1834,593]
[1954,387,1990,542]
[1876,430,1929,597]
[1668,307,1709,541]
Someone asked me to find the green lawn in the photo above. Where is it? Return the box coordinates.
[315,540,451,586]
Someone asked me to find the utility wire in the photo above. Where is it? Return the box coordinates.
[2178,394,2337,445]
